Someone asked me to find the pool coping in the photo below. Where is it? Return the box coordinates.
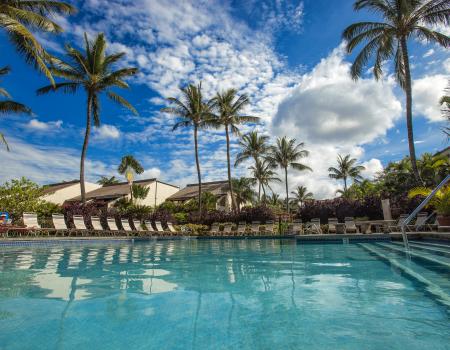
[0,232,448,246]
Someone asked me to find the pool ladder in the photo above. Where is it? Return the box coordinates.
[401,174,450,251]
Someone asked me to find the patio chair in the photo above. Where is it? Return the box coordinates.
[222,223,233,236]
[344,217,358,234]
[167,222,179,235]
[237,222,247,236]
[73,215,90,236]
[132,219,146,237]
[155,221,170,236]
[52,214,71,236]
[22,212,43,237]
[406,212,429,232]
[106,218,122,236]
[121,219,135,236]
[209,223,220,236]
[250,221,261,236]
[291,220,303,235]
[328,218,338,234]
[91,216,106,236]
[264,221,274,235]
[305,218,322,234]
[387,214,409,232]
[144,220,158,236]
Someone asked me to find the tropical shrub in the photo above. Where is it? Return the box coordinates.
[408,186,450,216]
[180,223,209,236]
[0,177,62,224]
[189,205,275,226]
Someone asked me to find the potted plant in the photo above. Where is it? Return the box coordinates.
[408,185,450,226]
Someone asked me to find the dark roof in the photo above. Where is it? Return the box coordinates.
[167,180,229,201]
[42,180,80,195]
[69,179,156,201]
[434,146,450,158]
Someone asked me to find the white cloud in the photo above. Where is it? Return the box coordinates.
[413,74,448,122]
[0,137,114,184]
[423,49,434,58]
[269,45,401,198]
[361,159,383,179]
[24,119,63,131]
[92,124,121,140]
[138,167,161,180]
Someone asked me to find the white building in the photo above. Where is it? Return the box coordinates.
[68,178,179,208]
[41,180,101,205]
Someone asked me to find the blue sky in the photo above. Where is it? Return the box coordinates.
[1,0,449,198]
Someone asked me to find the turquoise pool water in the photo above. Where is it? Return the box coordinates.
[0,239,449,350]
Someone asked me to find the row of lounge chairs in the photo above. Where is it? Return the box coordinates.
[5,213,179,237]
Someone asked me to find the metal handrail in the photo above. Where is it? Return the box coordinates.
[401,174,450,250]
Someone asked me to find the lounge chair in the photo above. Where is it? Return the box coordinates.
[22,212,43,236]
[52,214,71,236]
[291,220,303,235]
[387,214,409,232]
[208,223,220,236]
[121,219,135,236]
[264,221,274,235]
[132,219,146,236]
[155,221,170,236]
[406,212,428,232]
[106,218,121,235]
[91,216,105,236]
[144,220,158,236]
[306,218,322,234]
[167,222,179,235]
[237,222,247,236]
[328,218,338,234]
[250,221,261,236]
[222,223,233,236]
[344,217,358,234]
[73,215,89,236]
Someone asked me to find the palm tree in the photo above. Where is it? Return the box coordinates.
[118,155,144,201]
[161,83,214,218]
[231,177,256,209]
[37,33,138,203]
[235,131,269,199]
[291,185,313,207]
[97,175,120,186]
[0,0,76,84]
[211,89,259,212]
[248,158,281,201]
[328,154,365,192]
[0,66,32,150]
[440,82,449,136]
[343,0,450,181]
[266,137,311,214]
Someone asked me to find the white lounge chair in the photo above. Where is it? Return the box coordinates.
[167,222,178,235]
[209,223,220,236]
[306,218,322,234]
[22,212,42,236]
[73,215,89,236]
[106,218,121,236]
[222,223,233,236]
[237,222,247,236]
[144,220,157,235]
[121,219,134,236]
[344,217,358,234]
[328,218,338,234]
[264,221,274,235]
[292,220,303,235]
[250,221,261,236]
[154,221,170,236]
[91,216,105,236]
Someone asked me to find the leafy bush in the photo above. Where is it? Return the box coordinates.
[173,212,188,224]
[189,205,275,226]
[0,177,63,224]
[180,223,209,236]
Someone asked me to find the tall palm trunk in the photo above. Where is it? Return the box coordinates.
[80,93,92,204]
[258,182,261,202]
[194,125,202,217]
[343,177,347,192]
[285,167,289,214]
[225,125,237,212]
[400,37,420,182]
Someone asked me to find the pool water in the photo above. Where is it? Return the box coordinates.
[0,239,449,350]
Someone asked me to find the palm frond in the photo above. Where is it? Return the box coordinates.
[107,91,138,115]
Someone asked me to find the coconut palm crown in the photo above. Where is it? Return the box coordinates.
[161,82,215,217]
[249,158,281,202]
[328,154,365,191]
[37,33,138,203]
[291,185,313,207]
[266,137,312,214]
[0,66,32,150]
[211,88,259,212]
[0,0,76,84]
[343,0,450,180]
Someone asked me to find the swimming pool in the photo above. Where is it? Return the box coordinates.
[0,239,449,349]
